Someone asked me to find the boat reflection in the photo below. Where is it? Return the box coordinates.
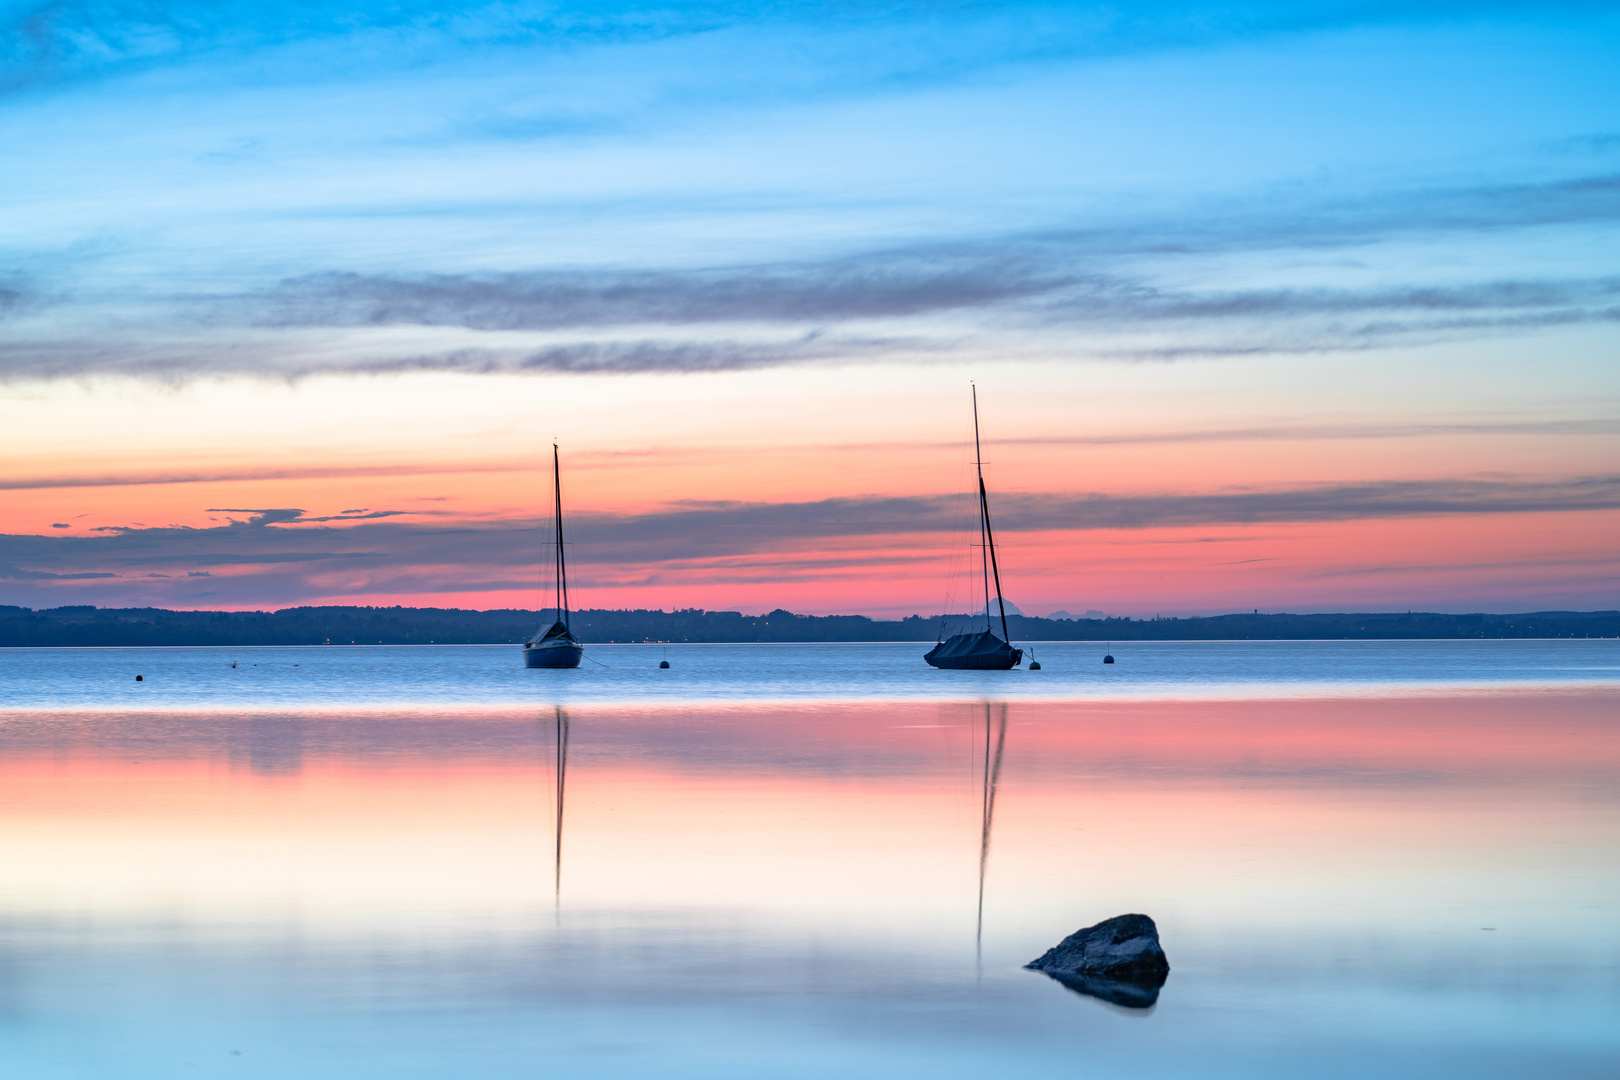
[976,701,1006,960]
[971,700,1169,1012]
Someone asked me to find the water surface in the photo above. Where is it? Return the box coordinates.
[4,638,1617,710]
[1,642,1616,1077]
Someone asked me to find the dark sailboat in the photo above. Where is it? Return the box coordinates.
[925,388,1024,670]
[523,444,584,669]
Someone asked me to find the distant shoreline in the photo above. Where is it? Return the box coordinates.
[2,605,1616,646]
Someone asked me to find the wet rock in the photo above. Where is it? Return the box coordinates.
[1025,914,1169,1009]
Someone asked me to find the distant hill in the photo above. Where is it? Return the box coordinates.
[1,605,1616,646]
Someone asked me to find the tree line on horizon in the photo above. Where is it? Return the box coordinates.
[1,604,1616,646]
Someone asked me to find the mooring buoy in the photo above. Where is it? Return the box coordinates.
[1103,654,1114,664]
[1029,661,1042,670]
[135,675,143,681]
[659,660,670,669]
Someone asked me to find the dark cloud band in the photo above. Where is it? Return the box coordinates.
[4,169,1618,382]
[4,472,1617,581]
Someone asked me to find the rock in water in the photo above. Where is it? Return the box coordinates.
[1025,914,1170,1009]
[1027,913,1169,979]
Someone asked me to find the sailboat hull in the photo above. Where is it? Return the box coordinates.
[523,639,583,668]
[924,630,1023,670]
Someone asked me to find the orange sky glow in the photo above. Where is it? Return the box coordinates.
[3,355,1617,615]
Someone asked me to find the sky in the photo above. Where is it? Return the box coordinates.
[2,0,1618,617]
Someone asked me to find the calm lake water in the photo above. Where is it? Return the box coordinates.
[1,641,1617,1078]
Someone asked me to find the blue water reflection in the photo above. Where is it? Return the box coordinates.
[2,638,1618,710]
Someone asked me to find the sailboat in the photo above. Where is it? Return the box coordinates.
[523,443,585,669]
[924,387,1024,670]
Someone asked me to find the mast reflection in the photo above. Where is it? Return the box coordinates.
[977,702,1008,959]
[552,706,570,901]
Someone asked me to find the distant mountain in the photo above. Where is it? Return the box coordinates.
[1,605,1616,645]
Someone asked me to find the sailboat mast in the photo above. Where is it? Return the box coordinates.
[972,387,1012,644]
[553,443,570,628]
[972,387,992,631]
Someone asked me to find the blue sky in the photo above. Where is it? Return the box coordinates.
[5,1,1617,361]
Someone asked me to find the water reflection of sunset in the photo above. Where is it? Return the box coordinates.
[4,693,1613,945]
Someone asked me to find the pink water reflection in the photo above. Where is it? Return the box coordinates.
[1,689,1617,1077]
[2,691,1613,937]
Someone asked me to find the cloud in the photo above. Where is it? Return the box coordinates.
[339,335,920,377]
[1043,474,1620,528]
[4,167,1616,384]
[1,417,1615,499]
[204,508,308,527]
[0,563,115,580]
[991,417,1620,447]
[200,507,411,525]
[234,263,1620,346]
[0,461,512,492]
[4,472,1618,605]
[1114,278,1620,320]
[0,329,919,382]
[218,174,1620,338]
[1160,172,1620,252]
[249,254,1064,330]
[562,475,1620,554]
[310,510,404,521]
